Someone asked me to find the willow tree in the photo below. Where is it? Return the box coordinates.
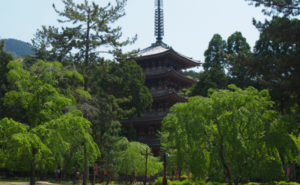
[161,85,298,182]
[0,60,100,185]
[118,140,162,180]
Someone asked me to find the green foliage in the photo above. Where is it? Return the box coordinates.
[251,26,300,113]
[93,60,152,118]
[79,59,152,180]
[153,177,172,185]
[244,0,300,16]
[0,60,99,184]
[45,110,100,170]
[0,111,100,173]
[190,68,227,97]
[180,70,200,80]
[0,118,54,171]
[245,0,300,117]
[161,85,298,182]
[203,34,227,71]
[118,139,162,176]
[32,0,133,64]
[0,41,13,119]
[153,179,300,185]
[190,34,228,97]
[3,60,85,126]
[291,134,300,164]
[30,1,152,182]
[225,32,254,89]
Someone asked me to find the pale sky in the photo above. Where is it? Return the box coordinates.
[0,0,267,64]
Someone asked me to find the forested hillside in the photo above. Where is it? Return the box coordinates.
[1,38,33,57]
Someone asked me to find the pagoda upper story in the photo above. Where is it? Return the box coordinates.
[137,42,199,103]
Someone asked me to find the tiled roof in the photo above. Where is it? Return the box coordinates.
[138,44,169,57]
[137,42,200,67]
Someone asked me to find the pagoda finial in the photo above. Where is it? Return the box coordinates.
[155,0,164,44]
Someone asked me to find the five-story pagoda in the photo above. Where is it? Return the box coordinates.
[123,0,200,154]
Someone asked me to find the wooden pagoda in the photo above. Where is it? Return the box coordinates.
[123,0,200,155]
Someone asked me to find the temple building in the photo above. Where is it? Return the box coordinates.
[123,0,200,154]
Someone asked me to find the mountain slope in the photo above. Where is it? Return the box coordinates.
[1,38,34,57]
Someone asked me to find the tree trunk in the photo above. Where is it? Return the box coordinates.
[216,123,231,183]
[92,167,95,185]
[30,148,37,185]
[82,144,89,185]
[279,153,287,179]
[84,9,91,91]
[144,148,148,185]
[162,153,167,185]
[105,176,110,185]
[218,137,231,181]
[82,9,91,185]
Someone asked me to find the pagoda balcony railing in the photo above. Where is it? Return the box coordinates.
[136,135,159,146]
[150,88,177,97]
[143,111,168,118]
[143,66,174,76]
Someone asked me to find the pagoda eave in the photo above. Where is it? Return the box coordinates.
[153,92,186,102]
[146,69,195,87]
[122,116,164,124]
[137,46,200,69]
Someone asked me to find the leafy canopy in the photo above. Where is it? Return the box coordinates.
[0,60,100,184]
[161,85,298,181]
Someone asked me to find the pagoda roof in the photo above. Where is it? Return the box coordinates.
[122,116,164,123]
[137,42,200,69]
[153,91,186,102]
[146,68,195,87]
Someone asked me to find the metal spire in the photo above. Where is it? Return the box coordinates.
[155,0,164,44]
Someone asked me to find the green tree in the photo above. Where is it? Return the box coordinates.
[180,70,199,80]
[118,139,162,183]
[226,31,255,88]
[245,0,299,137]
[96,59,152,118]
[251,30,300,114]
[31,1,143,181]
[0,60,100,185]
[203,34,227,71]
[190,34,228,96]
[161,85,298,182]
[190,68,227,97]
[31,0,134,86]
[245,1,300,164]
[0,41,13,119]
[85,60,152,183]
[244,0,300,16]
[0,111,99,185]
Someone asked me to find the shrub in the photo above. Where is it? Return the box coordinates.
[153,177,172,185]
[261,182,300,185]
[153,178,300,185]
[171,180,183,185]
[247,183,261,185]
[179,179,193,185]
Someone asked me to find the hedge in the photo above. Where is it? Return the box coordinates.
[153,178,300,185]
